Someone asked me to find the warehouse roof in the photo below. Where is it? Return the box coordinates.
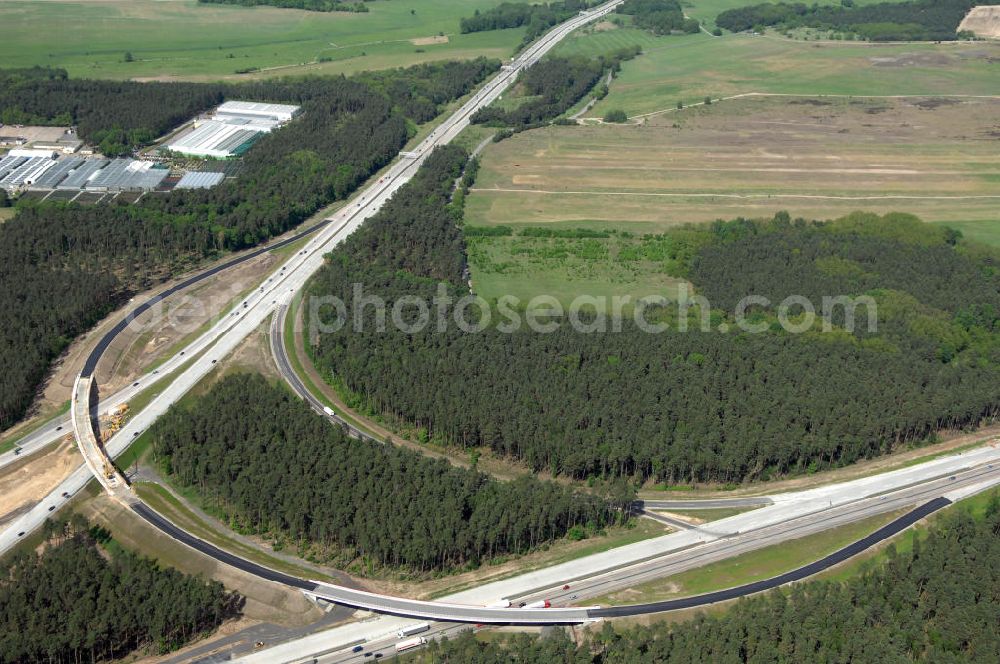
[30,157,84,189]
[216,100,300,119]
[175,171,225,189]
[57,159,108,189]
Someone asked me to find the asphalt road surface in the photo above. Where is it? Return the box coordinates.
[0,218,334,472]
[0,0,628,556]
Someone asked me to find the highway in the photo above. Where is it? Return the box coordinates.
[237,452,1000,663]
[0,0,627,555]
[2,0,999,659]
[269,303,370,442]
[0,216,336,472]
[98,445,1000,663]
[639,497,775,509]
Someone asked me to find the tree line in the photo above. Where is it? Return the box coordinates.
[148,373,625,573]
[0,515,239,664]
[199,0,370,12]
[0,61,495,430]
[617,0,700,35]
[306,136,1000,484]
[460,1,597,48]
[715,0,977,41]
[471,50,638,130]
[0,61,493,155]
[407,493,1000,662]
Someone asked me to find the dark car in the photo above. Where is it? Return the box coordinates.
[352,645,364,653]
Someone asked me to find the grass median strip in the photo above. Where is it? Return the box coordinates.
[592,509,905,606]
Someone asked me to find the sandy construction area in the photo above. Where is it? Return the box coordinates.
[0,438,80,525]
[959,6,1000,39]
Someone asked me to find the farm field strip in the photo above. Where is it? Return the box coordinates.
[0,0,521,80]
[466,95,1000,231]
[553,29,1000,116]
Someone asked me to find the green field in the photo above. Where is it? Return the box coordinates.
[0,0,521,80]
[553,28,1000,115]
[467,233,693,309]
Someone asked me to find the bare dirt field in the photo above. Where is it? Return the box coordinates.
[0,125,70,143]
[959,6,1000,39]
[0,437,79,525]
[411,35,449,46]
[467,95,1000,231]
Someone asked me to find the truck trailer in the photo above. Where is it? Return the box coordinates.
[395,637,427,652]
[397,623,430,638]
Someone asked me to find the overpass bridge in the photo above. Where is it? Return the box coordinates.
[71,375,131,500]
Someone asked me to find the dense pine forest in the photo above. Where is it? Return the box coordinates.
[0,60,495,430]
[715,0,977,41]
[308,143,1000,484]
[0,515,238,664]
[407,493,1000,662]
[617,0,700,35]
[148,373,624,573]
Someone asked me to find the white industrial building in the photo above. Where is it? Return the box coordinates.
[0,156,57,192]
[175,171,225,189]
[8,148,58,160]
[166,121,261,159]
[215,100,300,123]
[165,100,301,159]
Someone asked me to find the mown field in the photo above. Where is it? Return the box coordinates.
[465,95,1000,235]
[0,0,520,80]
[554,28,1000,114]
[467,232,694,309]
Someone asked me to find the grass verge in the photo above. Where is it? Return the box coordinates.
[592,509,904,606]
[134,481,338,583]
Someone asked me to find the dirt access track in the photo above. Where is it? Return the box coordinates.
[959,6,1000,38]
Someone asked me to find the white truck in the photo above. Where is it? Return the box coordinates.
[488,599,512,608]
[322,406,334,417]
[524,599,552,609]
[397,623,430,638]
[395,637,427,652]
